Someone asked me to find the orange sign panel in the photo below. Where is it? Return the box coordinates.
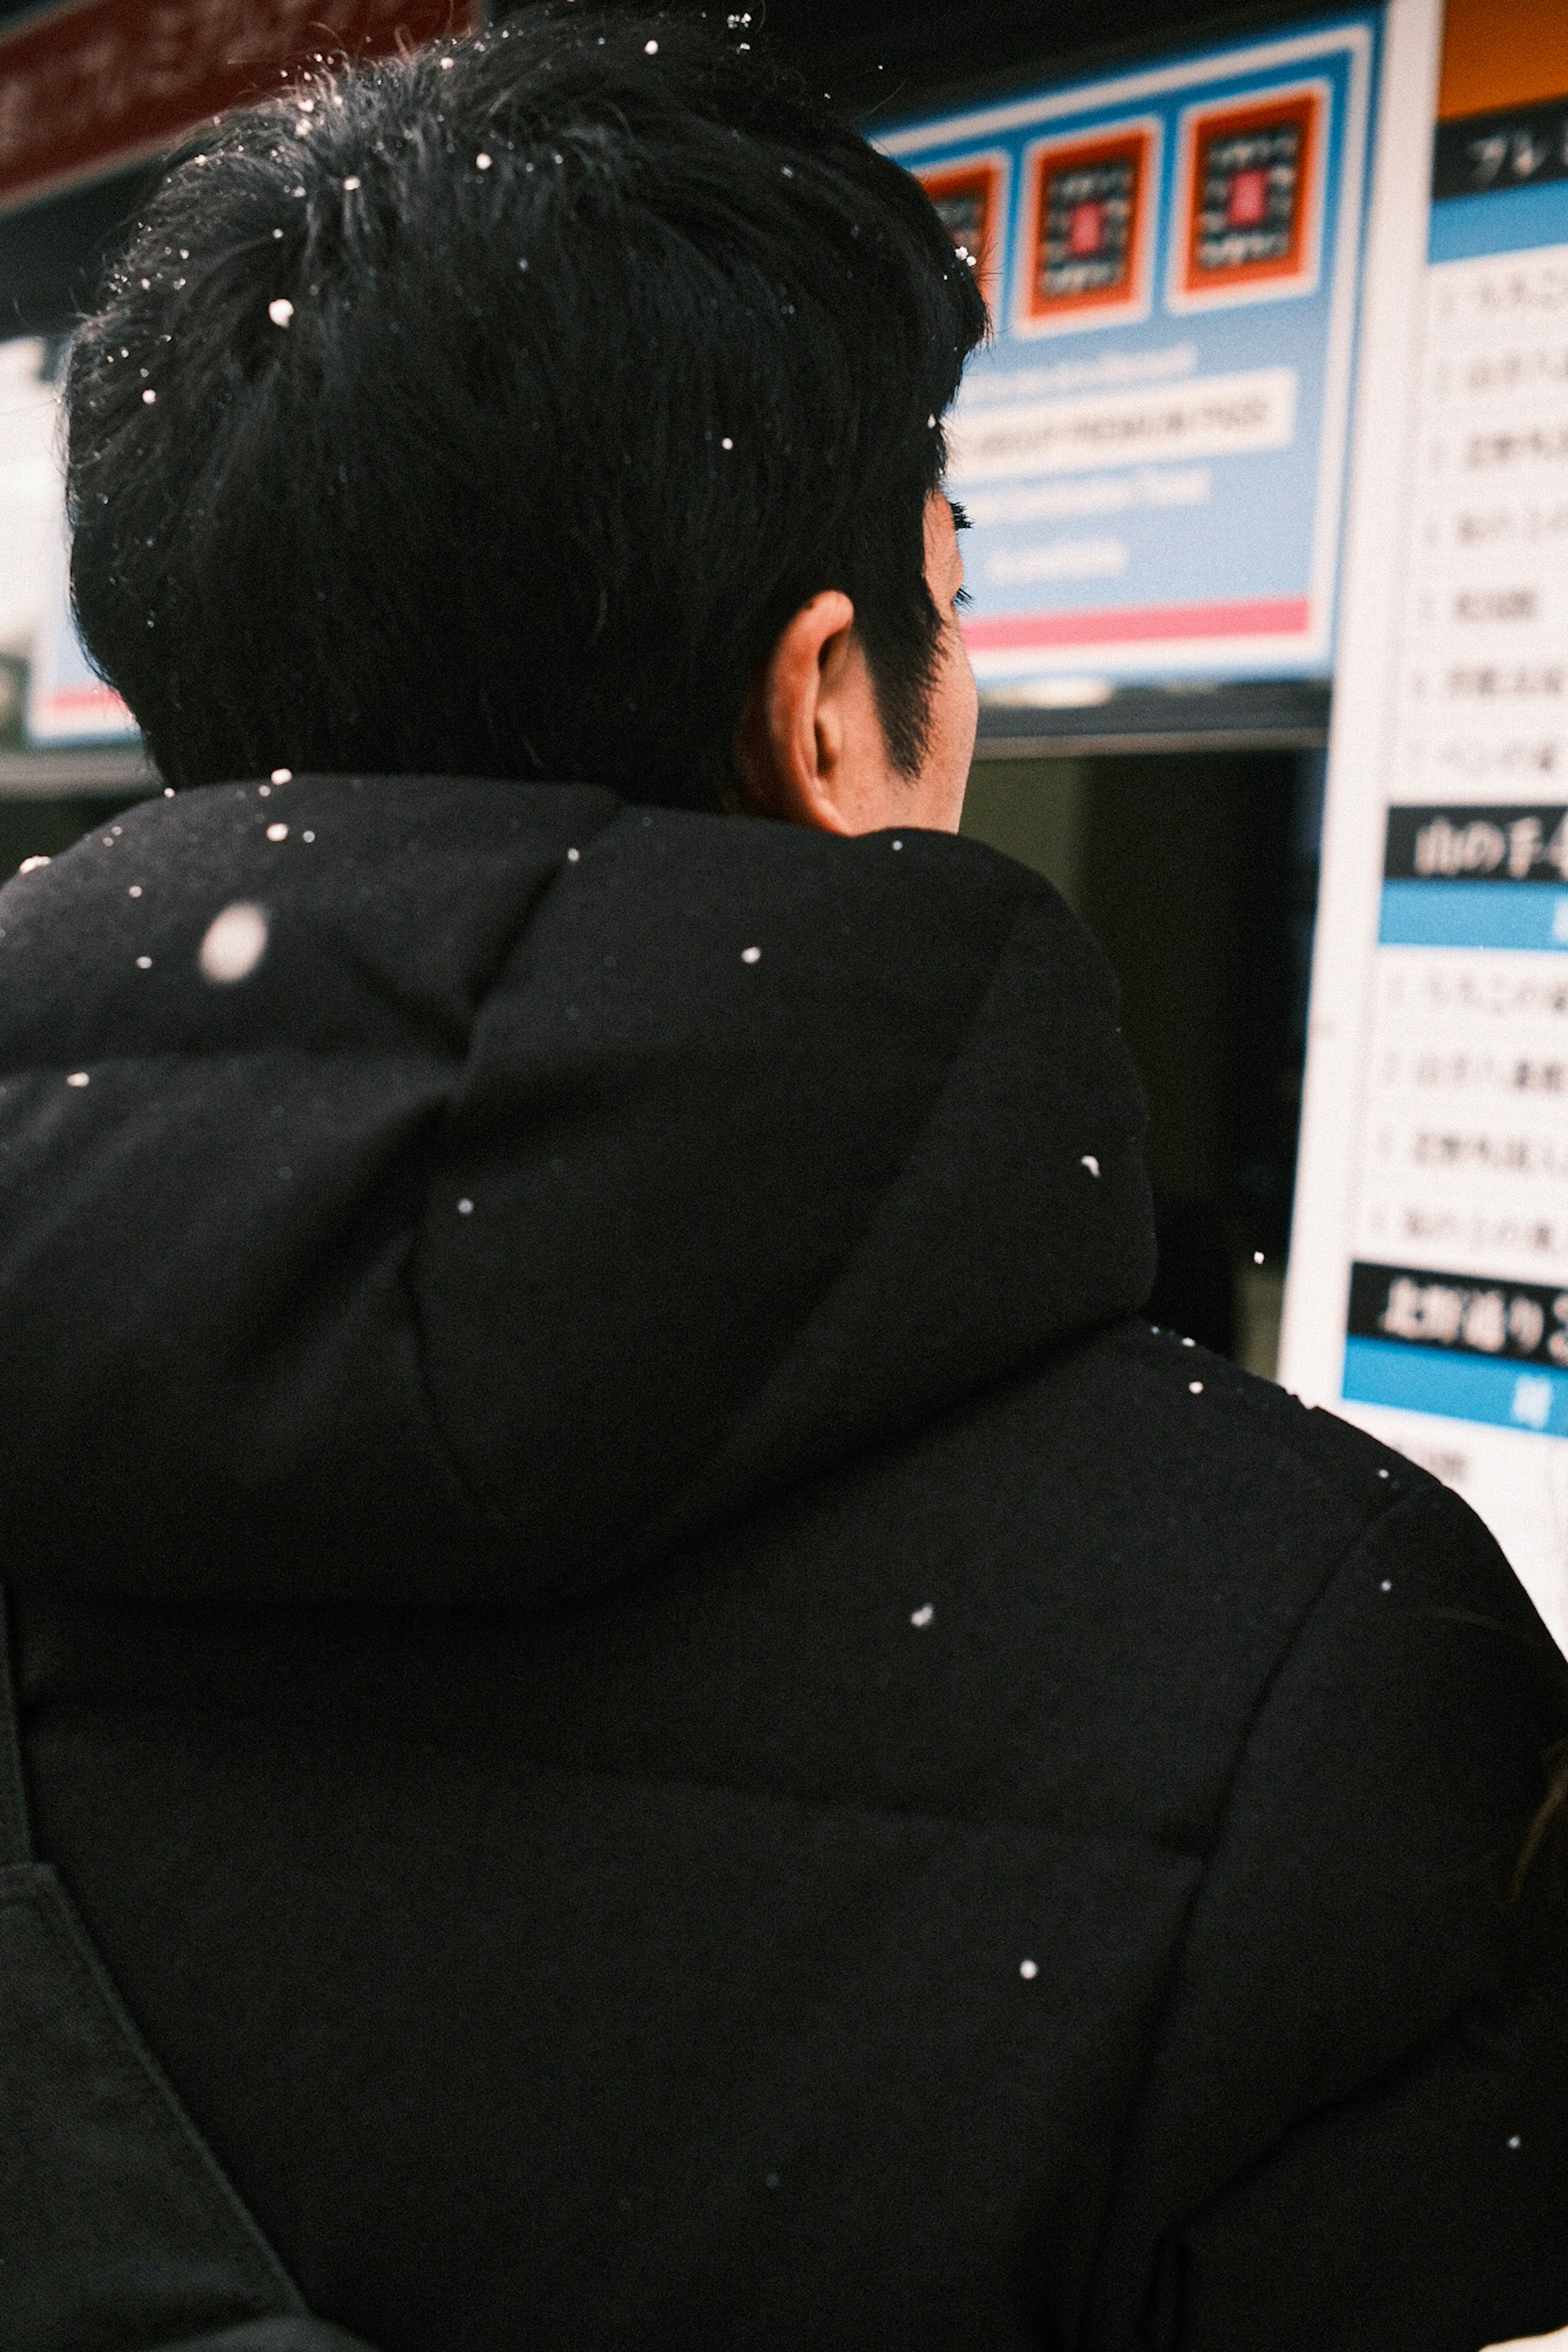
[1175,87,1323,304]
[916,154,1007,315]
[1018,122,1158,332]
[1439,0,1568,121]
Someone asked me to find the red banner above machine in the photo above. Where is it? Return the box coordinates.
[0,0,479,219]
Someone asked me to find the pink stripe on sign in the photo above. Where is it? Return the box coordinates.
[42,686,131,713]
[962,595,1311,650]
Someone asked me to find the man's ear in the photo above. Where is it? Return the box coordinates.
[731,590,864,834]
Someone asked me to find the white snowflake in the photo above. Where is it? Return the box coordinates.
[199,902,269,984]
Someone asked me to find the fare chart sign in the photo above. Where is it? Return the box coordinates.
[1283,0,1568,1647]
[880,15,1379,690]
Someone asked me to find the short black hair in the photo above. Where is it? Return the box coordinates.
[63,7,986,805]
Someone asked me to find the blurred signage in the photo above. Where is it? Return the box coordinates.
[0,0,479,218]
[881,16,1379,693]
[26,521,136,745]
[1284,0,1568,1648]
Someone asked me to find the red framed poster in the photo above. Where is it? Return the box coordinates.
[1169,83,1327,309]
[915,152,1009,315]
[1014,118,1160,336]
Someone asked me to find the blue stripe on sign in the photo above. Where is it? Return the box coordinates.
[1429,181,1568,264]
[1343,1336,1568,1436]
[1379,879,1568,951]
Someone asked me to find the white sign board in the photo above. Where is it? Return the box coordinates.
[1283,0,1568,1649]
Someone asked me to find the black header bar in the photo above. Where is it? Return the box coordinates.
[1349,1261,1568,1365]
[1433,99,1568,203]
[1384,805,1568,884]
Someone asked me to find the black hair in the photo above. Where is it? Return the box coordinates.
[63,7,986,804]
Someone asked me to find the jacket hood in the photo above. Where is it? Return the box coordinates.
[0,777,1153,1604]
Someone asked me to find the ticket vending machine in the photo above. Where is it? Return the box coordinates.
[886,18,1376,700]
[893,0,1568,1647]
[884,13,1381,1370]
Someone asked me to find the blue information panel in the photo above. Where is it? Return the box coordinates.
[27,535,138,746]
[880,15,1379,693]
[1340,808,1568,1446]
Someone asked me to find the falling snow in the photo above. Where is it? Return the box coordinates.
[66,1072,89,1088]
[269,298,295,327]
[910,1604,934,1627]
[266,822,289,842]
[272,768,292,783]
[458,1197,474,1215]
[742,945,761,964]
[1080,1154,1100,1176]
[1189,1381,1204,1394]
[1020,1960,1038,1980]
[199,903,269,984]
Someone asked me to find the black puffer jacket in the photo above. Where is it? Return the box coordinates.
[1,776,1564,2352]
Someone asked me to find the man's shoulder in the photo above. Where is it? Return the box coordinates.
[968,1311,1424,1525]
[850,1312,1474,1659]
[626,1315,1552,1860]
[934,1311,1553,1730]
[1052,1330,1568,2348]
